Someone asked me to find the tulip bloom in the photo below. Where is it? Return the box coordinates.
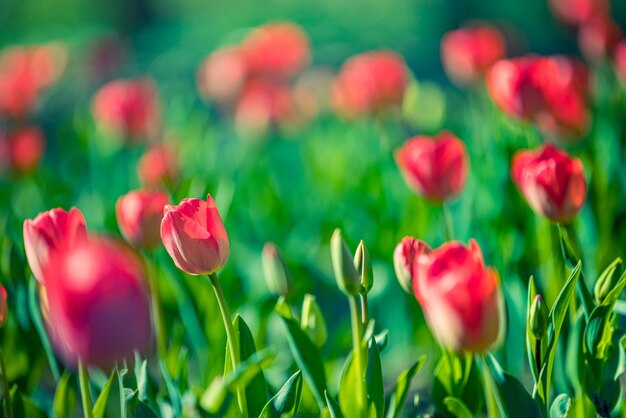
[410,239,504,352]
[116,189,169,249]
[578,17,622,62]
[23,207,87,283]
[487,55,589,139]
[240,22,310,79]
[332,51,407,118]
[91,77,161,142]
[43,237,153,369]
[234,78,294,134]
[511,144,587,223]
[161,194,229,275]
[0,126,46,174]
[549,0,609,26]
[197,47,248,104]
[137,144,178,187]
[441,25,506,86]
[395,131,469,202]
[393,237,432,295]
[0,285,7,327]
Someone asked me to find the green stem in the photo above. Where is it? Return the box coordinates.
[359,294,369,328]
[145,252,167,360]
[78,360,93,418]
[348,295,367,418]
[208,273,248,417]
[479,355,500,418]
[442,204,454,241]
[0,350,13,418]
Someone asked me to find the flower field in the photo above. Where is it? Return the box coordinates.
[1,0,626,417]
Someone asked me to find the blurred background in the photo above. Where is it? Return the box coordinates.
[2,0,626,415]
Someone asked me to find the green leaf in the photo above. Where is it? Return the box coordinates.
[234,314,268,417]
[325,391,345,418]
[133,356,149,403]
[614,335,626,380]
[201,350,276,414]
[27,276,60,381]
[443,397,473,418]
[484,354,542,418]
[526,276,540,386]
[275,300,327,409]
[545,261,581,398]
[258,370,303,417]
[338,350,360,418]
[584,304,613,360]
[366,337,384,418]
[53,371,75,418]
[10,386,47,418]
[549,394,572,418]
[557,225,593,317]
[385,356,425,418]
[92,369,125,418]
[159,360,182,417]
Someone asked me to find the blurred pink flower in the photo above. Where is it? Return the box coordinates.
[511,144,587,223]
[137,143,178,187]
[395,131,469,202]
[43,236,153,369]
[441,24,506,86]
[117,189,169,249]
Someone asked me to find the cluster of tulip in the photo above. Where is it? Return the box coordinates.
[2,1,626,417]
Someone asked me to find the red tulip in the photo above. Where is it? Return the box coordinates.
[161,194,229,275]
[578,16,622,62]
[240,22,310,79]
[393,237,432,294]
[332,51,407,118]
[7,126,46,173]
[615,40,626,82]
[441,25,506,86]
[395,131,469,202]
[549,0,609,26]
[0,285,7,327]
[511,144,587,223]
[116,189,169,249]
[197,46,248,104]
[43,236,153,369]
[411,239,504,352]
[91,77,161,142]
[234,78,294,134]
[0,44,66,118]
[137,144,178,187]
[23,207,87,284]
[487,55,589,139]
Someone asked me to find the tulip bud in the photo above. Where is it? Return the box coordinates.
[529,295,548,340]
[594,258,622,305]
[160,194,229,276]
[301,294,327,347]
[262,242,290,296]
[353,240,373,294]
[43,236,153,369]
[393,237,431,295]
[511,144,587,223]
[116,189,169,249]
[330,229,360,296]
[23,207,87,284]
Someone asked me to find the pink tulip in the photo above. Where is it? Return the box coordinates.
[0,285,7,327]
[116,189,169,249]
[43,236,153,369]
[240,22,310,79]
[511,144,587,223]
[411,239,504,352]
[23,207,87,284]
[91,77,161,142]
[578,16,622,62]
[161,194,229,275]
[395,131,469,202]
[197,46,248,104]
[615,40,626,83]
[393,237,432,294]
[332,51,407,118]
[8,126,46,173]
[441,24,506,86]
[137,143,178,188]
[549,0,609,26]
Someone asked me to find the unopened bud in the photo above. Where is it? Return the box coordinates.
[330,229,360,296]
[262,243,290,296]
[301,294,327,347]
[354,240,373,294]
[530,294,548,340]
[594,258,621,305]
